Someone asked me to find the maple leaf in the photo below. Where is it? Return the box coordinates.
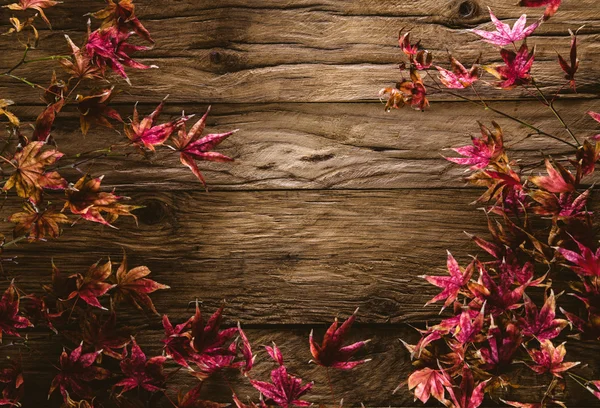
[453,304,485,345]
[556,236,600,277]
[111,252,169,314]
[189,302,237,356]
[0,100,19,127]
[436,56,480,89]
[77,311,130,362]
[2,141,67,204]
[471,8,540,47]
[468,265,528,315]
[61,35,102,81]
[161,314,193,367]
[92,0,153,44]
[398,30,420,57]
[484,43,535,89]
[526,340,580,377]
[250,345,313,408]
[556,29,579,91]
[446,122,504,170]
[22,294,62,333]
[530,189,590,218]
[125,97,191,151]
[175,383,228,408]
[86,27,157,84]
[3,0,60,28]
[530,159,577,193]
[63,175,140,227]
[8,202,70,241]
[574,139,600,176]
[587,381,600,400]
[32,97,65,142]
[588,111,600,141]
[443,366,489,408]
[407,367,449,404]
[309,308,370,370]
[519,291,568,341]
[478,319,521,370]
[172,107,237,188]
[519,0,562,21]
[421,252,473,310]
[76,88,123,136]
[114,337,167,395]
[66,260,115,310]
[0,283,32,343]
[49,343,110,402]
[0,359,24,406]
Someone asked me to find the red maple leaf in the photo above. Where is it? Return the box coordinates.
[530,159,577,193]
[485,44,535,89]
[161,314,193,368]
[78,311,130,362]
[526,340,580,377]
[468,265,529,315]
[453,304,485,345]
[407,367,449,404]
[519,0,562,21]
[172,107,237,188]
[114,337,167,395]
[125,97,191,150]
[519,290,568,341]
[0,283,32,342]
[530,189,590,217]
[2,141,67,204]
[63,175,141,227]
[587,111,600,141]
[557,29,579,91]
[92,0,154,44]
[3,0,59,28]
[446,122,504,170]
[175,383,228,408]
[436,56,480,89]
[111,252,169,315]
[421,252,474,311]
[49,343,110,402]
[471,8,541,46]
[22,294,62,334]
[309,308,370,370]
[0,359,24,406]
[61,35,102,81]
[250,344,313,408]
[443,366,489,408]
[478,320,521,371]
[66,260,115,310]
[556,236,600,277]
[32,98,65,142]
[86,27,157,84]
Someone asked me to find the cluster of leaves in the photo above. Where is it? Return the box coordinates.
[0,0,238,246]
[381,1,600,407]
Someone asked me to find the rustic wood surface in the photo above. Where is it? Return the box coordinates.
[1,0,600,406]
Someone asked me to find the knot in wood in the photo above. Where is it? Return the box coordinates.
[135,199,168,226]
[457,0,477,18]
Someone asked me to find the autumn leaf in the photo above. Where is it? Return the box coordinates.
[407,367,449,404]
[0,100,19,127]
[32,97,65,142]
[587,381,600,400]
[588,111,600,140]
[8,202,70,241]
[172,107,237,188]
[66,260,115,310]
[519,0,562,21]
[530,159,577,193]
[453,304,485,344]
[63,175,141,227]
[76,88,123,136]
[557,29,579,91]
[161,314,193,368]
[471,8,541,47]
[309,308,370,370]
[556,236,600,277]
[526,340,580,377]
[175,383,227,408]
[125,97,191,150]
[443,366,489,408]
[446,122,504,170]
[250,345,313,408]
[530,190,590,218]
[422,252,474,310]
[22,294,62,333]
[3,0,61,28]
[484,43,535,89]
[49,343,110,402]
[0,283,33,342]
[61,35,102,81]
[478,319,521,370]
[77,311,130,362]
[114,337,167,395]
[519,290,568,341]
[92,0,153,44]
[86,27,157,84]
[111,252,169,314]
[436,56,480,89]
[2,141,67,204]
[0,359,24,406]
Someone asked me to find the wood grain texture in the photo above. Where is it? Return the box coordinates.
[1,0,600,406]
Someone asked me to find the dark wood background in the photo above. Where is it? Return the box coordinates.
[1,0,600,406]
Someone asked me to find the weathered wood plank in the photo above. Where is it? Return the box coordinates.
[0,188,592,325]
[14,327,600,407]
[1,1,600,103]
[6,99,599,191]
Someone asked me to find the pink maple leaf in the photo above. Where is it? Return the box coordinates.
[527,340,580,377]
[556,236,600,277]
[407,367,449,404]
[446,122,504,169]
[485,44,535,89]
[444,366,489,408]
[471,8,541,47]
[519,291,568,341]
[114,337,167,395]
[519,0,562,21]
[421,252,474,310]
[436,56,480,89]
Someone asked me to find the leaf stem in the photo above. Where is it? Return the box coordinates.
[326,367,337,406]
[532,79,580,147]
